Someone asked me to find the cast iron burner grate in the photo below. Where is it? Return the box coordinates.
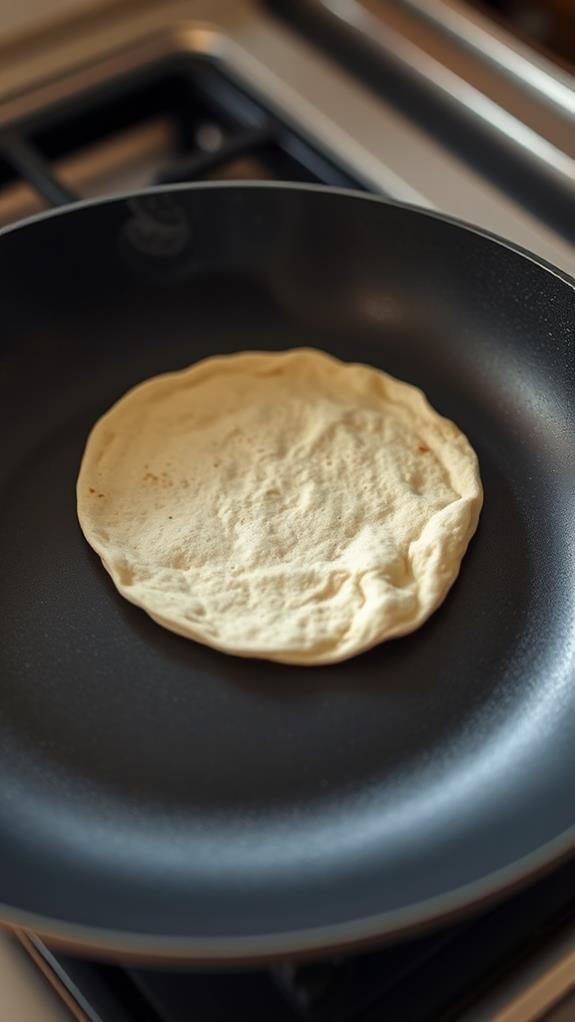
[0,58,365,211]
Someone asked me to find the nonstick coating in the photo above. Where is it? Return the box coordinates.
[0,184,574,961]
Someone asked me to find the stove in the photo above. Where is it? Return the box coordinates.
[0,2,574,1020]
[0,0,573,272]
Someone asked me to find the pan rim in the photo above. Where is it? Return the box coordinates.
[0,179,573,290]
[1,828,574,961]
[1,179,574,959]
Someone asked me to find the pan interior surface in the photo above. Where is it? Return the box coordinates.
[0,185,573,957]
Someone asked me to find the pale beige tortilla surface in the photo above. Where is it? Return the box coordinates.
[77,349,482,665]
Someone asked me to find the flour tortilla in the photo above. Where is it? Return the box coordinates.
[77,349,483,665]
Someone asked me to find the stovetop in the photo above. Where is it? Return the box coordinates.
[0,0,573,273]
[0,3,573,1020]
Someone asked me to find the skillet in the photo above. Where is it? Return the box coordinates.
[0,182,574,961]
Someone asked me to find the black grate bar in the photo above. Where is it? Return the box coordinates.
[0,130,76,207]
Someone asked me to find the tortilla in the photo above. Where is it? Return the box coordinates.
[77,349,482,664]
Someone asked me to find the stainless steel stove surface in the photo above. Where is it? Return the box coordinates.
[0,2,574,1020]
[465,0,575,69]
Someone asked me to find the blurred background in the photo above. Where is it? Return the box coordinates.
[0,0,574,276]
